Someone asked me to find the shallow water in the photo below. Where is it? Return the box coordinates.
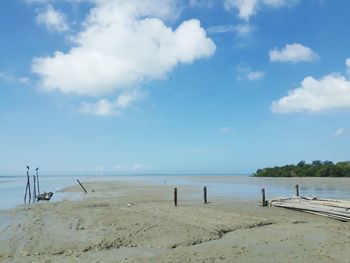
[1,174,350,210]
[0,175,87,210]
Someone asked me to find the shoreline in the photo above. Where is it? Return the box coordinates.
[1,180,350,262]
[1,175,350,212]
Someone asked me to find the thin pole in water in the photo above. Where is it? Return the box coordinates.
[203,186,207,204]
[36,167,40,195]
[261,188,267,207]
[295,184,299,197]
[33,175,36,203]
[24,165,31,204]
[174,188,177,207]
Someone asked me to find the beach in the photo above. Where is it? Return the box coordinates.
[1,178,350,262]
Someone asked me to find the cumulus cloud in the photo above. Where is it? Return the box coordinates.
[224,0,297,20]
[36,5,69,32]
[272,60,350,113]
[225,0,258,20]
[32,0,216,97]
[269,43,318,63]
[79,90,146,116]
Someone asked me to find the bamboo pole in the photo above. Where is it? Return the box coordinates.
[77,179,88,193]
[36,168,40,195]
[33,175,37,203]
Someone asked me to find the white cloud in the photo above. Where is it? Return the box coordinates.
[334,128,344,137]
[79,90,146,116]
[263,0,292,7]
[189,0,215,8]
[346,58,350,74]
[247,70,265,80]
[114,163,152,172]
[207,23,254,36]
[272,60,350,113]
[225,0,258,20]
[269,43,318,63]
[235,23,255,35]
[237,67,265,81]
[79,99,121,116]
[0,71,31,85]
[224,0,297,20]
[207,25,236,33]
[32,0,216,97]
[19,77,32,85]
[36,5,69,32]
[219,127,233,133]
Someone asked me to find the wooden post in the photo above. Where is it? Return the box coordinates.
[295,184,299,197]
[33,175,37,203]
[77,179,88,193]
[174,187,177,207]
[36,169,40,195]
[261,188,267,207]
[203,186,207,204]
[24,169,32,204]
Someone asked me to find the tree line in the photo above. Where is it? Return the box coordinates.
[253,160,350,177]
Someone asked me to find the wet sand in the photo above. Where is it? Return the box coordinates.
[0,179,349,262]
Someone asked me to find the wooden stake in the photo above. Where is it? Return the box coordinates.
[77,179,88,193]
[174,187,177,207]
[36,170,40,195]
[33,175,37,203]
[203,186,207,204]
[261,188,267,207]
[295,184,299,197]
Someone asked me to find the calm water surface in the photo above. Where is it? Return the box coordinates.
[1,174,350,210]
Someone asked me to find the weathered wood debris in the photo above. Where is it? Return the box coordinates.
[270,196,350,222]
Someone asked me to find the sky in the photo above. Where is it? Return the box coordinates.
[1,0,350,175]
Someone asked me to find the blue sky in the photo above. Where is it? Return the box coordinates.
[1,0,350,175]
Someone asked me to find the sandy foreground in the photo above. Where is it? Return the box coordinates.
[0,179,349,263]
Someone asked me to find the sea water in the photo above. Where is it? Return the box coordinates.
[0,175,86,210]
[1,174,350,211]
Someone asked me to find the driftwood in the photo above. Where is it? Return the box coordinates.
[270,196,350,222]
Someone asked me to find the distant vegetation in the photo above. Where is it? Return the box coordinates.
[254,161,350,177]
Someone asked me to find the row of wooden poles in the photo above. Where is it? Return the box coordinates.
[260,184,301,207]
[173,186,208,206]
[172,185,301,207]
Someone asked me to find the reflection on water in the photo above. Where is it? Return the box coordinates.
[1,175,350,210]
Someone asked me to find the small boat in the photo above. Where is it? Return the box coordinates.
[36,192,54,201]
